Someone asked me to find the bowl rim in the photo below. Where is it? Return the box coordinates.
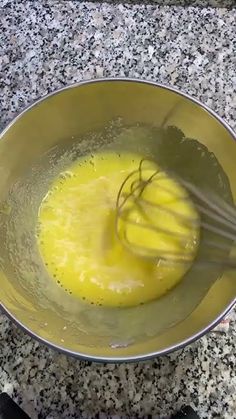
[1,77,236,362]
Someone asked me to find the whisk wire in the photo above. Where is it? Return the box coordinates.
[116,159,236,269]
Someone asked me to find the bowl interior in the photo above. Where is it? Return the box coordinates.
[0,80,236,360]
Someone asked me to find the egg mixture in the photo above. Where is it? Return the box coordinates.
[37,152,199,307]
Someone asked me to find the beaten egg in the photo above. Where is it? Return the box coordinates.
[37,152,199,307]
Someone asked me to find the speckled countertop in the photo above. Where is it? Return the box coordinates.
[0,1,236,418]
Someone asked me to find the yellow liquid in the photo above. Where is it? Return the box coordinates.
[38,152,199,307]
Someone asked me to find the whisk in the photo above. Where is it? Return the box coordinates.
[115,159,236,269]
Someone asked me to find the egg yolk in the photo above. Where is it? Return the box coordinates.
[37,152,199,307]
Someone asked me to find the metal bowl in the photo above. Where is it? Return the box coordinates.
[0,78,235,362]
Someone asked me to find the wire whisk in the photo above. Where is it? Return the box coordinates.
[115,159,236,269]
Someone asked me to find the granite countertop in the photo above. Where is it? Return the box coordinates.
[0,1,236,418]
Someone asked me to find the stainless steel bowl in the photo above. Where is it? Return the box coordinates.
[0,78,235,362]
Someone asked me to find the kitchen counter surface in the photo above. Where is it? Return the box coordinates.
[0,1,236,418]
